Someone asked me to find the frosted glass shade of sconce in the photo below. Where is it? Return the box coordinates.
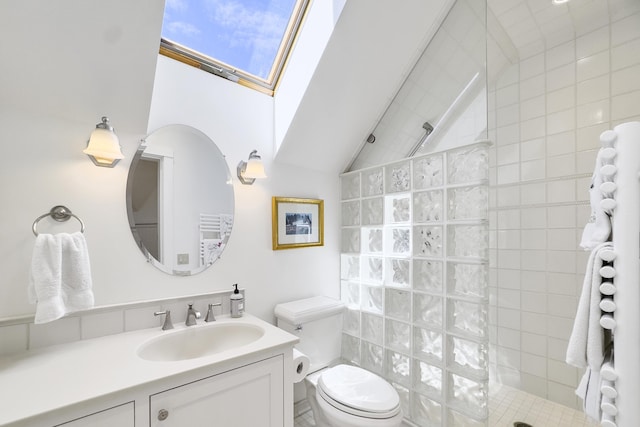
[83,116,124,167]
[237,149,267,185]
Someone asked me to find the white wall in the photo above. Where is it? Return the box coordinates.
[0,55,340,323]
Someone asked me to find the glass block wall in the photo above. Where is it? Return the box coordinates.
[340,142,490,426]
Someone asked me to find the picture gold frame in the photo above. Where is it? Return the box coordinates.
[272,197,324,250]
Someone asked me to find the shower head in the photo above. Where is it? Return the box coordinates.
[422,122,434,135]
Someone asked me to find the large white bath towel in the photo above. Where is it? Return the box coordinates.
[566,241,612,370]
[575,367,602,421]
[580,148,612,250]
[28,232,94,323]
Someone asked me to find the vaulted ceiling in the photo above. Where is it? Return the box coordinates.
[2,0,631,177]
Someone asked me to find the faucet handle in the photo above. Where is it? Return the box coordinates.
[205,302,222,322]
[154,310,174,330]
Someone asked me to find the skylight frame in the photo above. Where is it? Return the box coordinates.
[160,0,310,96]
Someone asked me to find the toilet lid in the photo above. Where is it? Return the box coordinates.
[318,365,400,415]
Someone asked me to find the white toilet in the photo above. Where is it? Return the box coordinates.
[275,296,403,427]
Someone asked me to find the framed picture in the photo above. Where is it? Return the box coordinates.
[272,197,324,250]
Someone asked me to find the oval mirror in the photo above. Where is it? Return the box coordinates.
[126,125,234,276]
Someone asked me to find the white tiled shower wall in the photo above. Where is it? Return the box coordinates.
[488,11,640,409]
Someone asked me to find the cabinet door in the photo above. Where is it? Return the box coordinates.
[55,402,134,426]
[150,355,283,427]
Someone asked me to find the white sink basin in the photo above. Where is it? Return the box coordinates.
[137,322,265,362]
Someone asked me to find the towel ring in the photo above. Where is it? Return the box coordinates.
[32,205,85,236]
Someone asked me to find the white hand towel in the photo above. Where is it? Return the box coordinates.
[28,234,65,323]
[28,232,93,323]
[566,242,612,369]
[202,238,223,265]
[60,232,94,312]
[580,149,612,250]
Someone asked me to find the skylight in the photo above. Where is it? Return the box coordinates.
[160,0,309,95]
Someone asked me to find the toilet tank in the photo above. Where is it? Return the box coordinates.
[275,296,345,373]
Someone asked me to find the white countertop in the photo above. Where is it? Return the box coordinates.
[0,314,298,425]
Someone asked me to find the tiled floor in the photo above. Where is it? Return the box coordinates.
[293,384,600,427]
[294,408,316,427]
[488,384,599,427]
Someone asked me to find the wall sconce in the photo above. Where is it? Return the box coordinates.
[237,150,267,185]
[83,116,124,167]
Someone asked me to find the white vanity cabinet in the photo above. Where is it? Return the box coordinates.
[0,315,297,427]
[150,355,283,426]
[54,402,135,426]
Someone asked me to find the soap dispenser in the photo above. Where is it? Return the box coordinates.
[230,284,244,318]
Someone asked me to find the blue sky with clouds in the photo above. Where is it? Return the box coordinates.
[162,0,297,80]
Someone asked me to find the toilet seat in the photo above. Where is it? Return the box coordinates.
[317,365,401,419]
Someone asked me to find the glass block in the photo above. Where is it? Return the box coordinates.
[414,293,443,328]
[413,359,443,398]
[341,228,360,253]
[342,200,360,226]
[414,226,443,257]
[340,280,360,309]
[341,173,360,200]
[362,256,383,284]
[343,308,360,335]
[385,227,411,256]
[447,145,489,185]
[340,254,360,281]
[385,319,411,353]
[385,258,411,288]
[447,299,487,338]
[393,383,410,420]
[447,225,488,259]
[362,197,384,225]
[361,228,383,254]
[414,327,443,362]
[385,161,411,193]
[414,190,443,222]
[413,260,443,293]
[385,288,411,322]
[447,336,488,379]
[361,341,384,375]
[362,312,384,345]
[362,285,384,314]
[448,186,488,220]
[385,194,411,223]
[341,333,360,364]
[413,154,443,190]
[412,392,442,426]
[447,262,487,299]
[385,350,411,386]
[447,373,488,419]
[447,409,487,427]
[362,167,384,197]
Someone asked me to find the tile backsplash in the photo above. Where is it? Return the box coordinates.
[0,290,239,356]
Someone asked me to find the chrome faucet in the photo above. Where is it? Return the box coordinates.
[154,310,174,330]
[186,304,201,326]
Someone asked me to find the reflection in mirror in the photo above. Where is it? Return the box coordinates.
[126,125,234,276]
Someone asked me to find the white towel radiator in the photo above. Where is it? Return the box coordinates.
[603,121,640,427]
